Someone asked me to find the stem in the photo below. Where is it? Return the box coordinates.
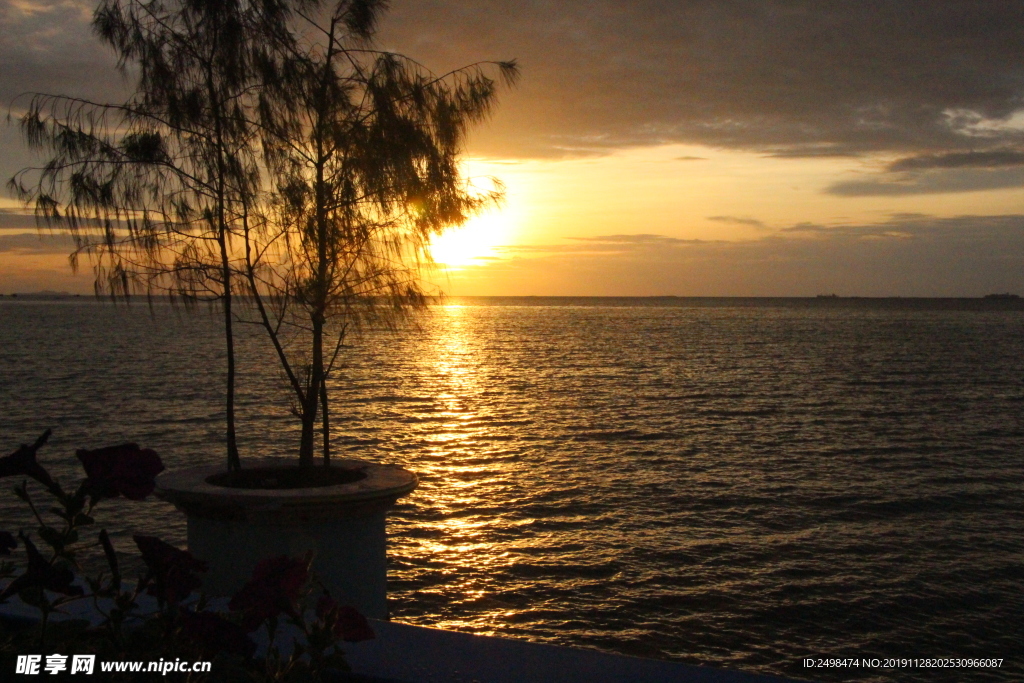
[298,319,321,467]
[320,377,330,466]
[23,488,46,529]
[242,212,303,400]
[38,607,50,649]
[221,235,240,473]
[207,23,241,474]
[300,19,338,469]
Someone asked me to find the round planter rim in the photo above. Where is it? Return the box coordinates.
[155,458,418,511]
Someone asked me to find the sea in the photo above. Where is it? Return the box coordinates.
[1,296,1022,683]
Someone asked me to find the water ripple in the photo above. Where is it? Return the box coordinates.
[1,299,1022,682]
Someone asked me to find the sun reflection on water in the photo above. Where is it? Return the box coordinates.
[386,303,539,637]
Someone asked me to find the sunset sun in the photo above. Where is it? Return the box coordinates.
[428,203,518,269]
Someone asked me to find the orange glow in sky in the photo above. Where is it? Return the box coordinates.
[5,2,1024,296]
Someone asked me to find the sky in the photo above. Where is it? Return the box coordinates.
[3,0,1024,296]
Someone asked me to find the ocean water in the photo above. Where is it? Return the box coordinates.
[1,297,1022,683]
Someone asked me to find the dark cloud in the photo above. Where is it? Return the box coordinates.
[0,0,126,101]
[779,222,909,238]
[781,213,1024,238]
[377,0,1024,157]
[674,156,707,161]
[825,167,1024,196]
[0,231,76,253]
[888,149,1024,171]
[5,1,1024,162]
[707,216,766,229]
[496,233,710,256]
[761,146,861,159]
[0,207,38,229]
[569,233,706,245]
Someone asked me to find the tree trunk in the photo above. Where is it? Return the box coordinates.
[208,27,240,473]
[220,235,241,472]
[298,387,318,468]
[298,315,324,468]
[321,377,330,466]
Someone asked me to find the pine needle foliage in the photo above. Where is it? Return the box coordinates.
[8,0,291,471]
[248,1,518,465]
[8,0,517,470]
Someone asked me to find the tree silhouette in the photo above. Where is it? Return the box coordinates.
[9,0,517,470]
[8,0,292,471]
[247,1,517,466]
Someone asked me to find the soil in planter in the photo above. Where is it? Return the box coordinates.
[207,466,367,490]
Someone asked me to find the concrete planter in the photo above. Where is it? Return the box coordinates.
[156,459,417,619]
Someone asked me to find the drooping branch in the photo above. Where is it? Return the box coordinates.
[10,0,517,469]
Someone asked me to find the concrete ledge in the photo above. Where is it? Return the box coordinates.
[1,597,802,683]
[342,620,799,683]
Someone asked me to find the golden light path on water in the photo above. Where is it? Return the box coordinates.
[401,304,523,633]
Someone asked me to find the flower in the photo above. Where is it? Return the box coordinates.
[316,593,375,642]
[0,431,57,492]
[133,535,207,605]
[0,531,15,556]
[179,610,256,657]
[0,534,83,601]
[229,554,311,631]
[77,444,164,500]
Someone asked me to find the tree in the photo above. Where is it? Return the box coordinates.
[245,0,518,466]
[10,0,517,470]
[10,0,293,471]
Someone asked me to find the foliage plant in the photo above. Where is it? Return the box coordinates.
[0,432,374,680]
[8,0,283,472]
[9,0,518,471]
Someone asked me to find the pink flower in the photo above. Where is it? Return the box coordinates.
[229,554,311,631]
[77,444,164,500]
[316,593,375,642]
[0,431,57,492]
[134,535,207,604]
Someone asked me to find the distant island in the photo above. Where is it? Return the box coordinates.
[0,291,81,299]
[810,293,1021,301]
